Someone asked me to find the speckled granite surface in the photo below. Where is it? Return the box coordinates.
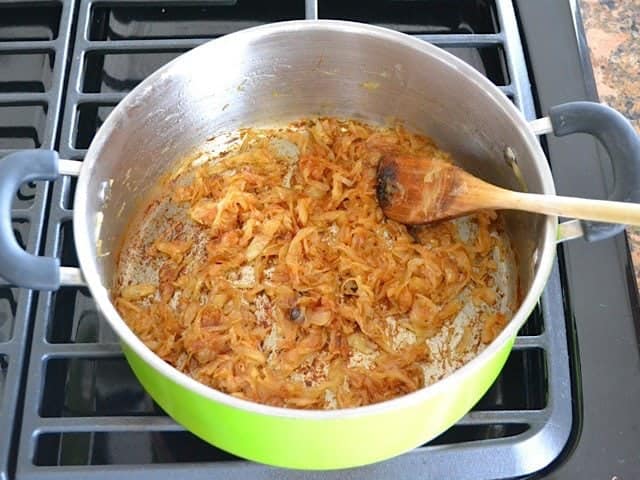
[581,0,640,280]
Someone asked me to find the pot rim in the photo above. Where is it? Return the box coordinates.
[74,19,557,419]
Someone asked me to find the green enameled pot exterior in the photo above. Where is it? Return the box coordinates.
[123,336,514,469]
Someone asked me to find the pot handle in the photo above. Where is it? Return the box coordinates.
[548,101,640,242]
[0,150,84,290]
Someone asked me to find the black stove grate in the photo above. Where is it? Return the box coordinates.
[0,2,74,480]
[10,1,572,479]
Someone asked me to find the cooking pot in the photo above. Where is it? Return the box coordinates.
[1,21,639,470]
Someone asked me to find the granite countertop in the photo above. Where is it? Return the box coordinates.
[581,0,640,282]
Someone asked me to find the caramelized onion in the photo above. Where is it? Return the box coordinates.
[114,117,517,410]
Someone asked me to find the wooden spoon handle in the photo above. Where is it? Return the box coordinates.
[498,190,640,225]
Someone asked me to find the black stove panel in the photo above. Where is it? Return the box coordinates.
[319,0,500,34]
[0,4,62,42]
[91,1,306,41]
[0,106,47,150]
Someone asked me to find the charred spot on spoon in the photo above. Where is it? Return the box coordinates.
[376,158,401,208]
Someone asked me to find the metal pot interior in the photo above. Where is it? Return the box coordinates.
[80,21,553,328]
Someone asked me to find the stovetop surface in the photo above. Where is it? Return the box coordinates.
[0,1,638,479]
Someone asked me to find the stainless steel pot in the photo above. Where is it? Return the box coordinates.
[0,21,638,469]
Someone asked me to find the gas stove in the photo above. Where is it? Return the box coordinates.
[0,1,638,479]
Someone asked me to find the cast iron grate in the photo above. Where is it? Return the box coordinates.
[0,2,74,480]
[15,1,571,479]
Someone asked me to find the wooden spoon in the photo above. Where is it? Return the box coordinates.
[376,153,640,225]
